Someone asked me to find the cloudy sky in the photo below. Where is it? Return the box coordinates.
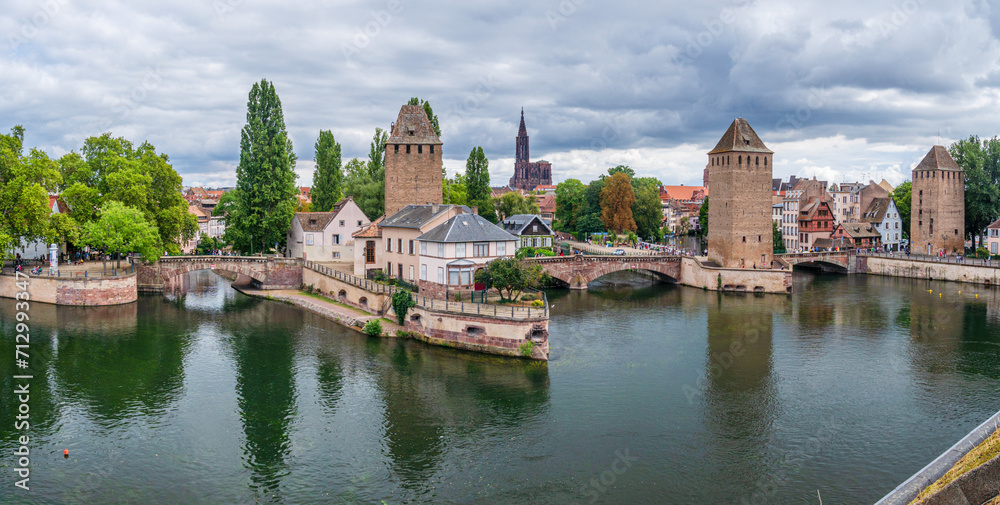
[4,0,1000,189]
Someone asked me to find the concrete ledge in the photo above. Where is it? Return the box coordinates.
[922,455,1000,505]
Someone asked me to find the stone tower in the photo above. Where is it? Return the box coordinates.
[508,109,552,191]
[384,104,443,217]
[911,145,965,255]
[707,118,774,269]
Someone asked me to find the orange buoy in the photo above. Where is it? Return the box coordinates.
[63,449,68,458]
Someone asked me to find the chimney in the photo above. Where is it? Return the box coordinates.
[431,203,439,214]
[471,206,479,215]
[455,206,463,215]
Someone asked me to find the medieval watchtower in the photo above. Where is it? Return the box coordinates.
[911,145,965,255]
[707,118,774,269]
[384,105,443,217]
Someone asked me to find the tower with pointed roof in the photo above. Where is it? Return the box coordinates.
[706,118,774,268]
[384,104,444,217]
[509,109,552,191]
[911,145,965,255]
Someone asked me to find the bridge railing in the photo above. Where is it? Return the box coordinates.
[526,254,678,263]
[304,261,397,295]
[411,290,547,320]
[858,250,1000,268]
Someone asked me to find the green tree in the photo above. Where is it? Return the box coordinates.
[195,233,221,255]
[772,221,786,254]
[607,165,635,178]
[950,136,1000,246]
[697,197,709,238]
[0,127,60,254]
[891,181,911,240]
[473,257,543,302]
[213,190,237,218]
[82,201,163,271]
[342,128,387,219]
[408,97,441,137]
[311,130,343,212]
[600,172,636,233]
[496,191,540,220]
[443,169,468,206]
[225,79,298,254]
[391,289,416,325]
[465,146,490,204]
[632,177,663,242]
[555,178,585,232]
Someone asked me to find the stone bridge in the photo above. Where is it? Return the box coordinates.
[775,251,855,273]
[137,256,303,292]
[528,254,681,290]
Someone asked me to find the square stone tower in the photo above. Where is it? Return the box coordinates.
[911,145,965,255]
[384,105,443,217]
[707,118,774,269]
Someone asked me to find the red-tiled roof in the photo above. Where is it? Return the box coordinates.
[353,216,384,238]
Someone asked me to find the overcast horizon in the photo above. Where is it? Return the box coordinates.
[4,0,1000,190]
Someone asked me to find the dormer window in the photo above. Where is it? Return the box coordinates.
[309,219,317,225]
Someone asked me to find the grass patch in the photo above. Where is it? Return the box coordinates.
[910,427,1000,504]
[299,291,370,315]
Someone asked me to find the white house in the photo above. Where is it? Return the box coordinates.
[861,197,903,251]
[416,213,517,299]
[986,218,1000,255]
[287,196,370,262]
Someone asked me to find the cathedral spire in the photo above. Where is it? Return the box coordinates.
[516,109,529,163]
[518,108,527,137]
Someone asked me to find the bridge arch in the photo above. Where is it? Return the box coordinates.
[138,256,303,292]
[531,255,681,290]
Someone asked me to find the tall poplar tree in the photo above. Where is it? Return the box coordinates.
[465,146,496,222]
[226,79,298,254]
[310,130,342,212]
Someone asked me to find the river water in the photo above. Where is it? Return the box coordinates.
[1,270,998,504]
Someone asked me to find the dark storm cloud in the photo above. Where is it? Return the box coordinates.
[1,0,998,189]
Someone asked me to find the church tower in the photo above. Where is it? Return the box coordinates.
[706,118,774,269]
[509,109,552,191]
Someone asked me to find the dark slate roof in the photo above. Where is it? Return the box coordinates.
[914,145,962,172]
[987,217,1000,230]
[387,105,442,145]
[417,213,517,243]
[861,197,893,224]
[381,204,469,229]
[708,118,773,154]
[501,214,554,236]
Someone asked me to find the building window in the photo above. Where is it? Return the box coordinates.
[437,267,444,283]
[398,238,403,253]
[409,240,414,255]
[474,242,489,257]
[421,241,427,255]
[430,145,434,154]
[366,241,375,263]
[498,242,506,256]
[409,265,414,280]
[421,264,427,280]
[306,234,314,246]
[456,243,466,257]
[406,145,411,154]
[358,220,363,226]
[332,252,340,259]
[543,237,551,247]
[398,264,403,279]
[532,224,538,232]
[340,220,345,226]
[394,145,399,153]
[437,243,444,258]
[387,239,392,252]
[418,145,423,154]
[332,234,340,245]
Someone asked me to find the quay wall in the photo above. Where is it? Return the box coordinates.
[302,268,391,314]
[404,305,549,360]
[679,257,793,294]
[0,272,137,306]
[860,256,1000,287]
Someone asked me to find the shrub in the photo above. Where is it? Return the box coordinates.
[521,293,538,302]
[976,247,990,258]
[363,319,383,337]
[391,289,416,325]
[519,340,534,357]
[531,300,544,307]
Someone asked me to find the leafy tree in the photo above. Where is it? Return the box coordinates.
[474,257,543,302]
[408,97,441,137]
[311,130,343,212]
[45,213,80,246]
[213,190,237,218]
[600,172,636,233]
[576,177,607,237]
[496,191,540,220]
[772,221,786,254]
[607,165,635,178]
[555,178,585,232]
[195,233,222,255]
[295,199,310,213]
[443,169,468,205]
[0,127,59,254]
[950,136,1000,246]
[343,156,384,220]
[225,79,298,254]
[698,197,709,238]
[82,201,163,271]
[465,146,491,204]
[632,177,663,242]
[891,181,911,239]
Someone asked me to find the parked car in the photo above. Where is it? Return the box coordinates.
[613,249,626,255]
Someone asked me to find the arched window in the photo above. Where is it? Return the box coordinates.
[756,156,759,166]
[764,157,767,166]
[743,236,746,242]
[739,156,742,165]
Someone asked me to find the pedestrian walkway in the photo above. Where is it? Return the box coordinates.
[238,287,404,336]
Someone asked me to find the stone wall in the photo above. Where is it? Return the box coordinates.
[302,268,390,313]
[680,257,793,294]
[860,256,1000,286]
[404,305,549,360]
[0,272,137,306]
